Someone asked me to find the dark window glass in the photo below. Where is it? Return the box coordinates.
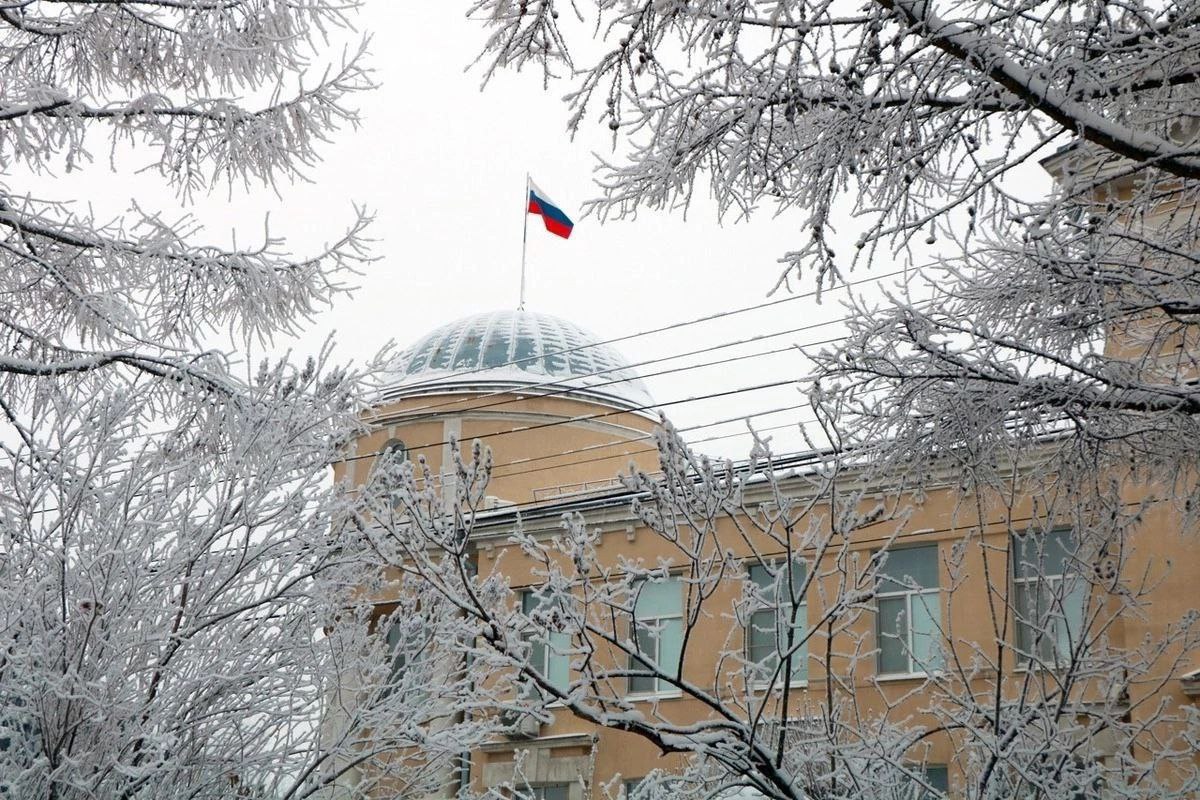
[875,545,942,675]
[747,560,807,684]
[877,545,940,592]
[921,765,949,798]
[629,578,683,695]
[1012,530,1086,666]
[521,590,569,692]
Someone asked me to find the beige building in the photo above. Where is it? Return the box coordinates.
[335,303,1200,799]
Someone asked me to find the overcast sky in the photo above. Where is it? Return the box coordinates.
[272,3,850,459]
[36,4,1053,462]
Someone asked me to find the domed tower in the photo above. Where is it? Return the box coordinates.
[336,309,660,506]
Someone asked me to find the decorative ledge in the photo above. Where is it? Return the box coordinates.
[478,732,597,753]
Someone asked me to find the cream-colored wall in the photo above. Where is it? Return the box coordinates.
[468,479,1199,797]
[337,356,1199,798]
[337,391,660,506]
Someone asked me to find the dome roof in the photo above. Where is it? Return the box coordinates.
[381,310,655,410]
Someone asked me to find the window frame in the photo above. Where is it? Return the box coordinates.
[382,612,430,702]
[517,784,570,800]
[1011,528,1086,669]
[628,575,684,699]
[912,764,949,799]
[520,588,571,697]
[874,544,943,678]
[744,558,809,690]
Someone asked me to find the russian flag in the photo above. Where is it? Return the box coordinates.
[527,180,574,239]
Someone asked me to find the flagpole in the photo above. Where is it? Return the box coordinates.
[519,173,530,311]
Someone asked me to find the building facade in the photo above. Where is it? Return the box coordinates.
[335,303,1200,799]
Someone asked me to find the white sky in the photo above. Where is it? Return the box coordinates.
[28,4,1054,463]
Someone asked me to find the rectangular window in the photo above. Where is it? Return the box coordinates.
[876,545,943,676]
[1012,529,1087,667]
[383,615,430,702]
[747,559,808,686]
[629,577,683,696]
[918,765,949,798]
[517,785,570,800]
[521,590,570,694]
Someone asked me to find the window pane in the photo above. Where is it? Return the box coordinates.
[878,596,909,674]
[383,618,429,702]
[636,578,682,617]
[386,621,407,683]
[922,765,949,798]
[635,623,658,659]
[748,560,807,684]
[1055,577,1088,662]
[1017,579,1067,664]
[910,593,942,671]
[530,640,548,676]
[749,561,806,598]
[630,627,658,694]
[786,605,809,682]
[658,618,683,681]
[521,590,548,675]
[1013,529,1075,578]
[521,590,539,615]
[748,609,778,668]
[452,319,487,369]
[878,545,939,593]
[628,673,656,694]
[749,564,774,599]
[548,632,570,692]
[481,315,514,367]
[1014,581,1037,658]
[538,785,570,800]
[784,561,807,596]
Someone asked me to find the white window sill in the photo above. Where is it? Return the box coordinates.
[626,691,683,702]
[750,680,808,692]
[1014,661,1071,674]
[874,672,935,683]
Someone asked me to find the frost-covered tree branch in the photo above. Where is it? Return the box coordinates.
[366,419,1198,800]
[467,0,1200,281]
[436,6,1200,797]
[0,2,454,798]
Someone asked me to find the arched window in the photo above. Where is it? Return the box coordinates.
[380,438,407,465]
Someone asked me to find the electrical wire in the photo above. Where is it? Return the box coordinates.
[385,266,916,394]
[484,418,809,486]
[340,375,811,466]
[9,268,939,519]
[386,314,853,421]
[10,267,929,499]
[375,335,826,428]
[488,402,811,478]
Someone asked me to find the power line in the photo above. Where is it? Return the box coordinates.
[380,336,825,428]
[384,267,914,395]
[342,376,809,466]
[485,419,808,486]
[9,268,926,504]
[489,402,811,478]
[381,315,847,421]
[9,331,837,519]
[348,308,902,466]
[10,269,941,519]
[14,402,817,519]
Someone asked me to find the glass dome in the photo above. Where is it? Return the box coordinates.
[380,310,655,410]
